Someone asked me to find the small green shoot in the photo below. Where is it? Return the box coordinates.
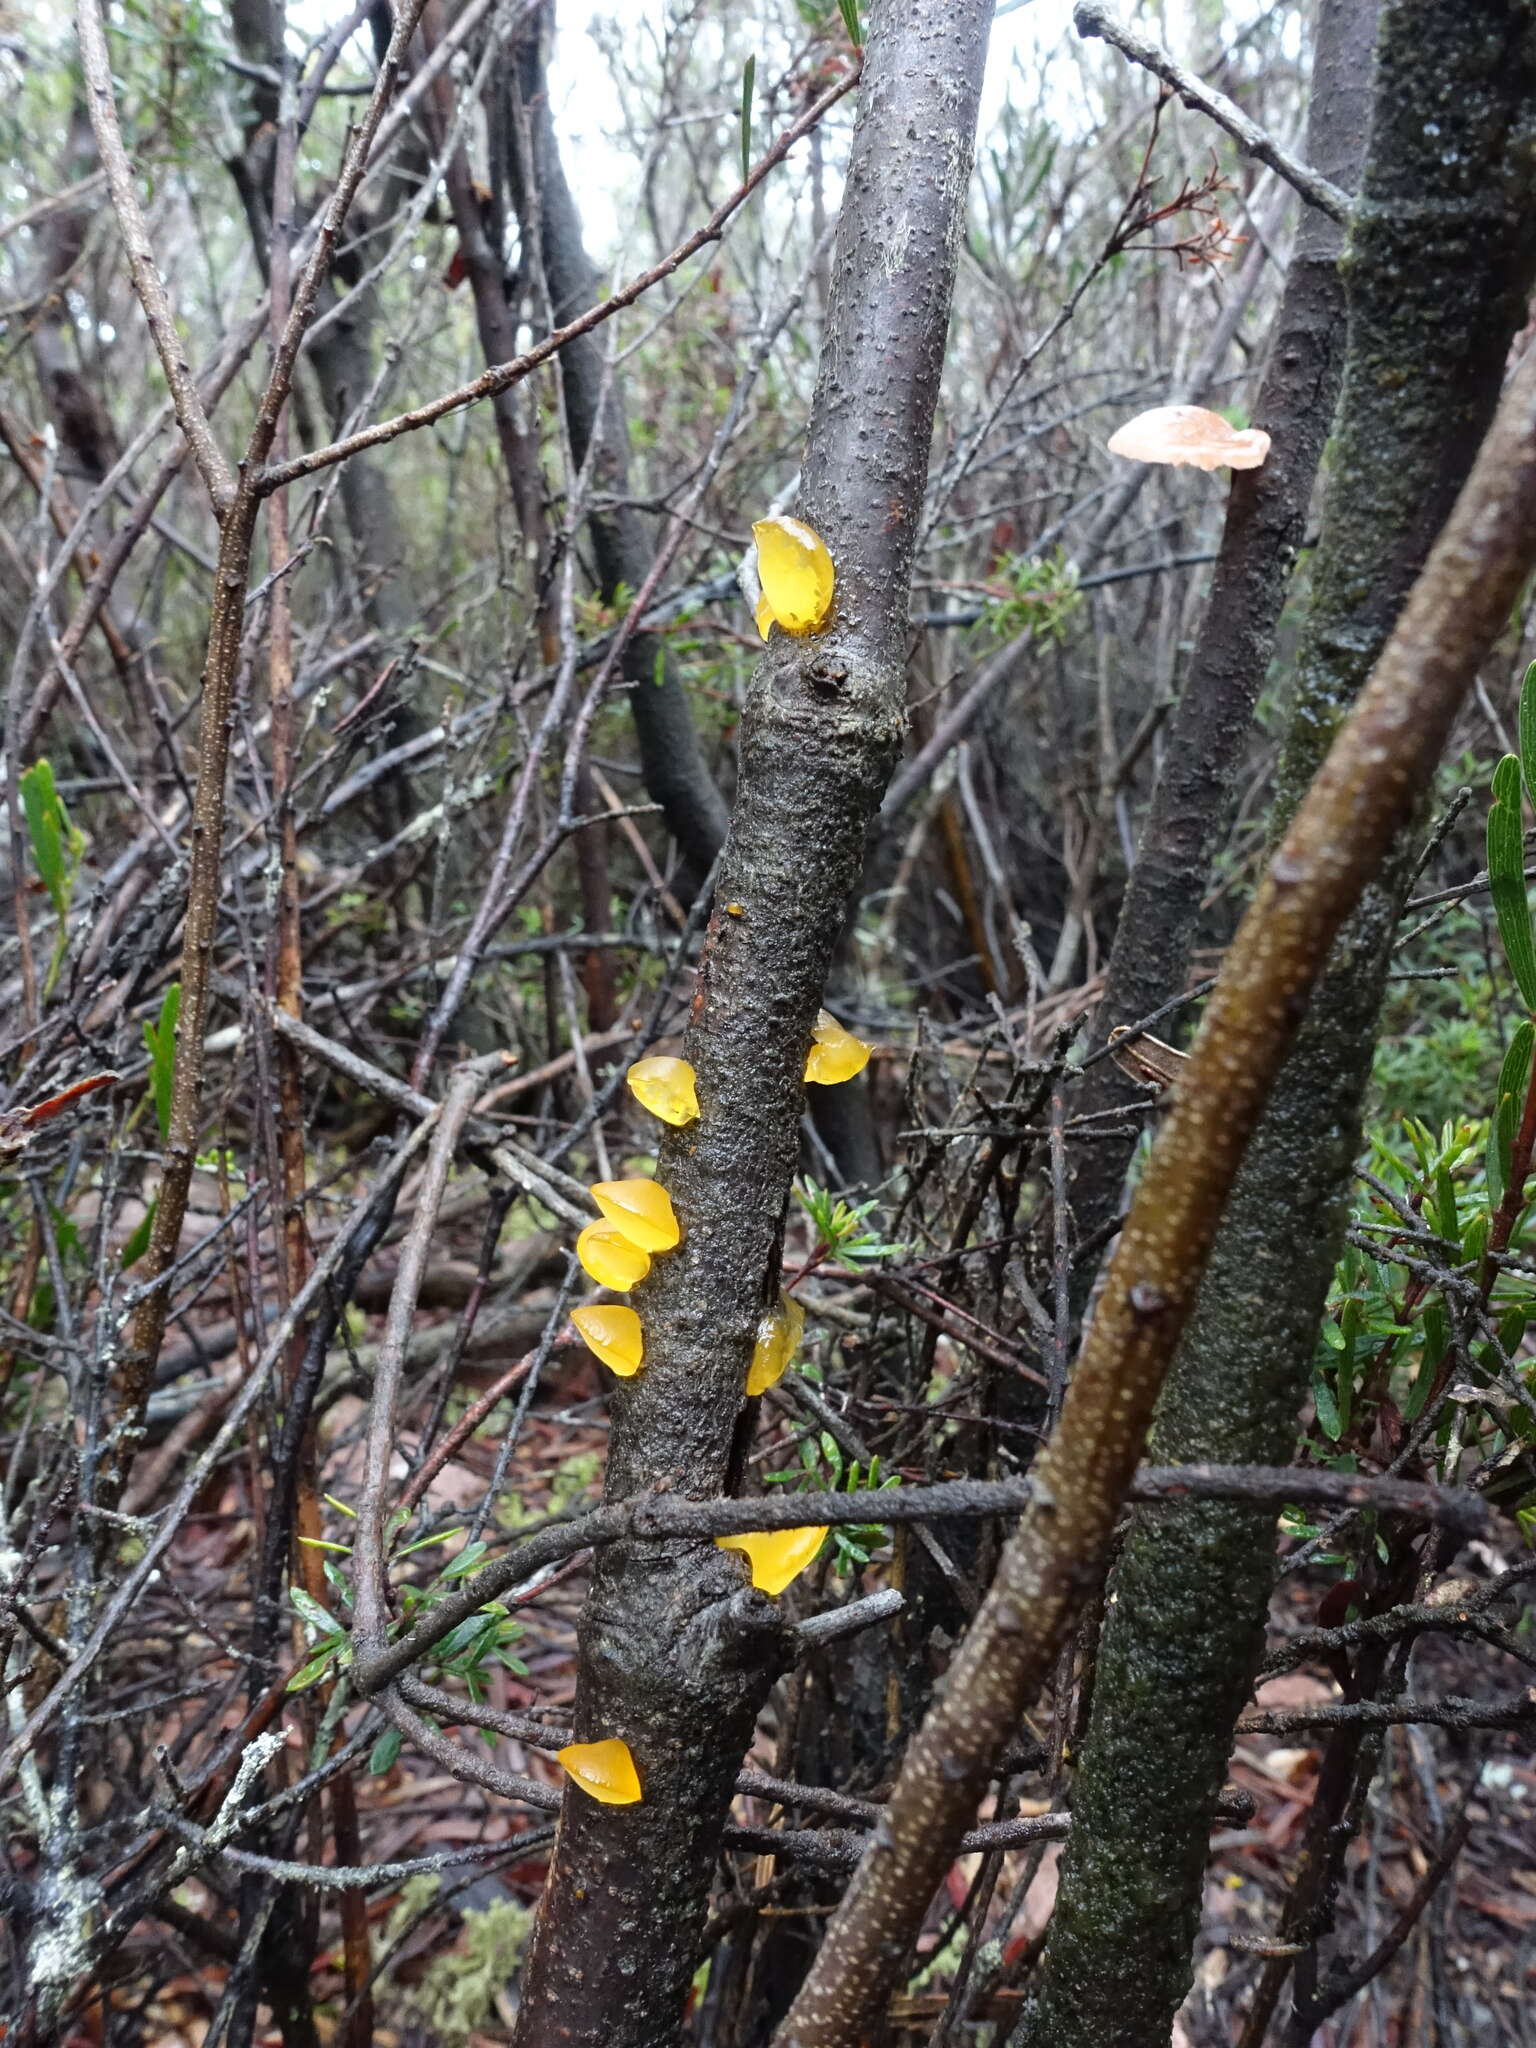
[143,984,181,1145]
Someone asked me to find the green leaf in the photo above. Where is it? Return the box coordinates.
[143,983,181,1145]
[1520,660,1536,810]
[290,1586,335,1637]
[837,0,862,48]
[1487,755,1536,1009]
[287,1643,343,1692]
[1492,1022,1535,1207]
[442,1538,490,1581]
[20,760,66,908]
[740,54,755,185]
[369,1727,403,1775]
[119,1199,156,1271]
[1312,1374,1343,1442]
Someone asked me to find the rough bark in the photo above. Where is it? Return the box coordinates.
[506,7,732,877]
[774,319,1536,2048]
[1064,0,1377,1250]
[1015,9,1536,2044]
[505,9,994,2045]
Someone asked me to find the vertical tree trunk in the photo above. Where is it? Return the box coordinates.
[508,7,994,2042]
[1063,0,1377,1251]
[1015,8,1536,2044]
[506,6,732,878]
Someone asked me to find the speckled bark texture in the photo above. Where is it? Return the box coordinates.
[775,331,1536,2048]
[1016,9,1536,2044]
[1065,0,1376,1252]
[507,8,993,2044]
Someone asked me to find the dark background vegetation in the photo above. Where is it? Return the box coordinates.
[3,0,1536,2042]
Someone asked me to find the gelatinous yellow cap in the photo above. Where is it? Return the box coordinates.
[716,1525,828,1597]
[746,1290,806,1397]
[558,1737,642,1805]
[626,1056,699,1128]
[571,1303,644,1377]
[590,1178,682,1253]
[804,1008,872,1087]
[755,589,774,642]
[753,515,835,636]
[576,1221,652,1293]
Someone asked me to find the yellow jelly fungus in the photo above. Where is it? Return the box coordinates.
[752,515,835,635]
[591,1178,682,1254]
[755,589,774,642]
[804,1008,872,1087]
[571,1303,644,1378]
[558,1737,642,1806]
[626,1056,699,1128]
[716,1525,829,1597]
[576,1221,652,1293]
[746,1290,806,1397]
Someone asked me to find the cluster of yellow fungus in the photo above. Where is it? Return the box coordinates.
[716,1525,829,1597]
[591,1177,681,1253]
[626,1055,699,1127]
[575,1221,651,1292]
[558,1736,642,1806]
[752,515,835,638]
[572,1178,683,1380]
[804,1009,872,1086]
[746,1290,805,1398]
[569,1303,644,1379]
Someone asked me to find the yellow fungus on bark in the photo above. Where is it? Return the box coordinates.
[746,1290,806,1396]
[590,1178,682,1253]
[755,590,774,641]
[576,1221,651,1292]
[752,515,835,635]
[626,1056,699,1127]
[716,1525,828,1596]
[571,1304,645,1377]
[558,1737,642,1805]
[804,1008,872,1086]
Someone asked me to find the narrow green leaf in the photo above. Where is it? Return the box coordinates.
[143,982,181,1144]
[740,54,755,186]
[1312,1375,1343,1441]
[290,1586,335,1636]
[1487,755,1536,1009]
[119,1199,156,1271]
[837,0,862,50]
[1491,1019,1535,1207]
[369,1727,403,1775]
[1520,659,1536,809]
[287,1645,342,1693]
[20,760,66,907]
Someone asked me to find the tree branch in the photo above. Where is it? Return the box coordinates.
[1073,1,1351,223]
[76,0,237,515]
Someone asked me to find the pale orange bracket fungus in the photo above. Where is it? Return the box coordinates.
[752,514,836,635]
[626,1056,699,1128]
[746,1290,806,1397]
[804,1008,872,1086]
[571,1303,645,1378]
[1105,404,1270,473]
[576,1221,652,1293]
[558,1736,642,1805]
[590,1178,682,1253]
[716,1525,829,1597]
